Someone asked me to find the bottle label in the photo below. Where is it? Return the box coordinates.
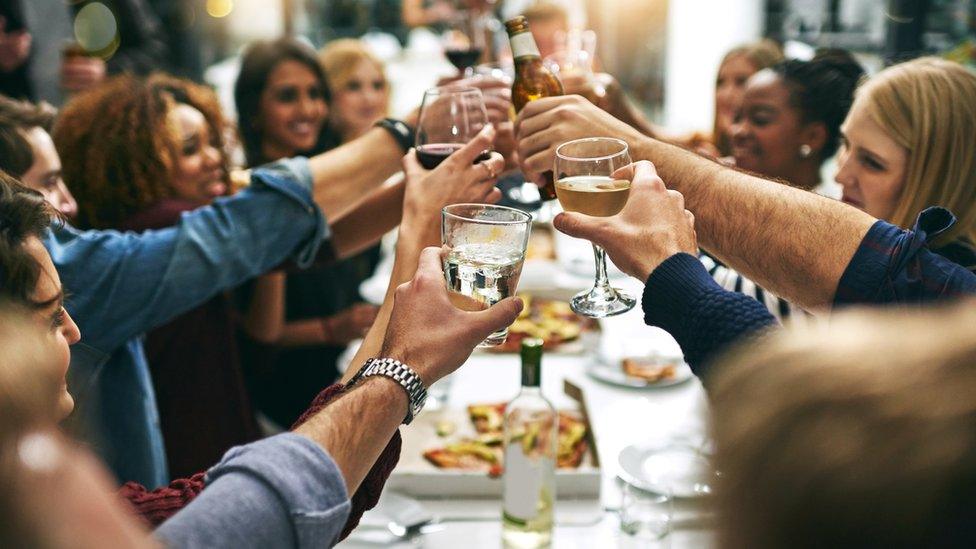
[502,442,546,521]
[510,31,541,59]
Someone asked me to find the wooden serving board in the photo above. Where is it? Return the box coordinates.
[388,381,601,498]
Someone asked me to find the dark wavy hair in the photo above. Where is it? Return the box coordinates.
[772,49,865,161]
[0,96,57,178]
[234,37,340,166]
[0,170,59,311]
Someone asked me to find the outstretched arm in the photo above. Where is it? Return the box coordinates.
[517,96,874,310]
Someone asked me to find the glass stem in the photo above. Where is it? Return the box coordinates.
[591,243,613,294]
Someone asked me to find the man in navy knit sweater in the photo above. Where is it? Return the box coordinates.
[514,97,976,378]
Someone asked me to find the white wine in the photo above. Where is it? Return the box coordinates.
[502,339,557,548]
[555,176,631,217]
[444,244,524,345]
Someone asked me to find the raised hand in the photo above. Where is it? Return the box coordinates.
[380,247,524,385]
[514,95,645,187]
[401,123,503,238]
[553,160,697,282]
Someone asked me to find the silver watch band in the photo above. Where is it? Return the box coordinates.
[358,357,428,424]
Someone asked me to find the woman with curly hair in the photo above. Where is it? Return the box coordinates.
[53,73,258,478]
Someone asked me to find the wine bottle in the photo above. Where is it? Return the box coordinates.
[502,338,557,548]
[505,16,563,201]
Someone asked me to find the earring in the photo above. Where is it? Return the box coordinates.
[799,144,812,158]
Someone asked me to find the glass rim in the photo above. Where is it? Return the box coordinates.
[441,203,532,226]
[555,137,629,162]
[423,85,484,97]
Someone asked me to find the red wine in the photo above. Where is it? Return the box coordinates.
[445,48,483,72]
[417,143,493,169]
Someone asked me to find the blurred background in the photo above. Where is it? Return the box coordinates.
[11,0,974,137]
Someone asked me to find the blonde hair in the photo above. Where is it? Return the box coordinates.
[858,57,976,245]
[713,40,785,155]
[711,300,976,548]
[318,39,388,98]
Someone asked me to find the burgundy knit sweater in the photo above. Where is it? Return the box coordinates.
[119,382,402,541]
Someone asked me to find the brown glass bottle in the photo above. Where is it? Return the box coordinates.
[505,16,563,201]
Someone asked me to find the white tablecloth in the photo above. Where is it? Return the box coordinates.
[340,256,715,548]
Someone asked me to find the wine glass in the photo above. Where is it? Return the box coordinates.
[554,137,635,317]
[442,10,487,78]
[416,86,490,169]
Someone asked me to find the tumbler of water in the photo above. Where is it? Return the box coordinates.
[441,204,532,347]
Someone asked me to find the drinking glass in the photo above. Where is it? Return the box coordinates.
[554,137,635,317]
[441,11,487,77]
[416,86,490,170]
[619,484,673,546]
[441,204,532,347]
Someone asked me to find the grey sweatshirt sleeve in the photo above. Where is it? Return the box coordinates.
[155,433,351,548]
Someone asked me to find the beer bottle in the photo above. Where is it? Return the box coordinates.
[505,16,563,201]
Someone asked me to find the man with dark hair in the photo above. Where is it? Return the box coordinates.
[0,167,523,547]
[0,94,76,217]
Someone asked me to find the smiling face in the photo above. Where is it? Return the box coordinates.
[835,97,908,220]
[715,54,758,141]
[257,59,328,161]
[20,128,78,219]
[167,104,227,206]
[330,59,388,141]
[730,70,823,185]
[20,237,81,420]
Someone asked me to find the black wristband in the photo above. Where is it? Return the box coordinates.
[375,118,416,153]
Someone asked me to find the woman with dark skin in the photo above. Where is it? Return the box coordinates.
[53,74,263,478]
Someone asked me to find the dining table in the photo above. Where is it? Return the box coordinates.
[339,229,716,548]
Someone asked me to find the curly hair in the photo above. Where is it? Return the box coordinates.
[53,74,230,229]
[772,48,865,162]
[0,170,59,311]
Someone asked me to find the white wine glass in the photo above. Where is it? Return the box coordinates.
[554,137,634,317]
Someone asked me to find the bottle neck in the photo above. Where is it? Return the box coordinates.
[521,361,541,388]
[509,31,541,60]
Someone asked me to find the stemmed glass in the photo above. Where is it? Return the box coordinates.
[416,86,490,169]
[554,137,635,317]
[442,11,487,78]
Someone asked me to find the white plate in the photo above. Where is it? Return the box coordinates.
[618,443,717,498]
[585,360,693,389]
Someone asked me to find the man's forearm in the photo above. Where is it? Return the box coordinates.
[343,225,436,383]
[630,137,876,309]
[308,128,403,219]
[330,178,405,260]
[293,377,407,494]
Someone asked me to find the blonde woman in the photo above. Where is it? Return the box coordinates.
[837,57,976,267]
[319,39,391,143]
[711,300,976,548]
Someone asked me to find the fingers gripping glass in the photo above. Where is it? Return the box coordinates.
[416,87,491,169]
[554,137,636,317]
[441,204,532,347]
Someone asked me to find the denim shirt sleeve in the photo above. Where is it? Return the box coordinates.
[835,207,976,306]
[155,433,351,549]
[45,157,329,353]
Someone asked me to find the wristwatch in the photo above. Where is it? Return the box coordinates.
[374,118,416,153]
[348,358,428,424]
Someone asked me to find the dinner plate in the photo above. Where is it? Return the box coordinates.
[618,443,717,498]
[585,359,693,389]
